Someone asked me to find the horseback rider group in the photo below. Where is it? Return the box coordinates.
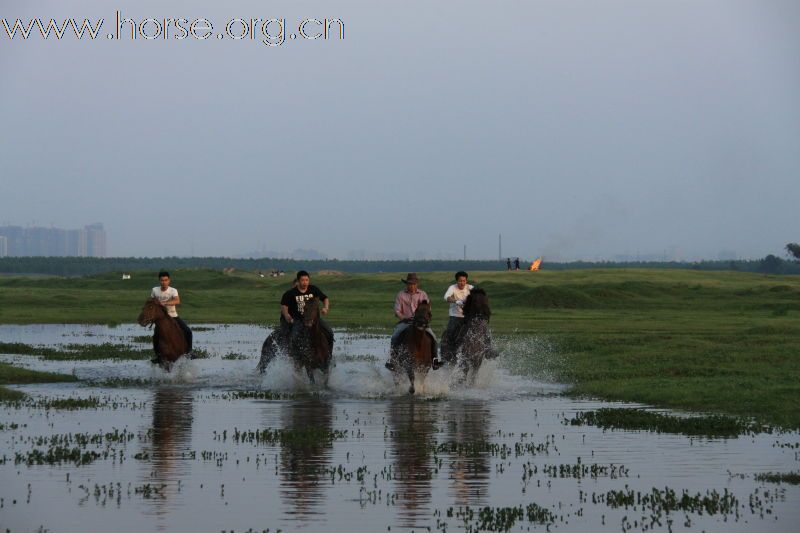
[148,269,481,371]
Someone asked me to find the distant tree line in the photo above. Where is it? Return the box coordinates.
[1,255,800,277]
[787,243,800,261]
[0,257,506,276]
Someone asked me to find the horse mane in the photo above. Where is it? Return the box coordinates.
[463,288,491,320]
[145,297,169,317]
[412,300,431,326]
[303,297,320,320]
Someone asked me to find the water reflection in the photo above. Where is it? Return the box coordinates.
[388,399,437,528]
[144,387,194,520]
[279,398,334,522]
[445,401,491,506]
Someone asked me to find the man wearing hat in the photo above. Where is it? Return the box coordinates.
[386,273,440,371]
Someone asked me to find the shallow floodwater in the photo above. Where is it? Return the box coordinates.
[0,324,798,532]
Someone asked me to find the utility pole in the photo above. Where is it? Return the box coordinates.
[463,245,466,260]
[498,234,502,261]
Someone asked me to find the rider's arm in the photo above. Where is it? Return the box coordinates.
[444,285,457,303]
[321,298,330,315]
[161,295,180,306]
[159,289,180,307]
[394,293,405,320]
[281,304,293,323]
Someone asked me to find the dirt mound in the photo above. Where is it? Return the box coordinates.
[317,270,345,276]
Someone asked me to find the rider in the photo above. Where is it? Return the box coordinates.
[386,273,440,371]
[441,271,474,362]
[280,270,334,347]
[150,271,193,361]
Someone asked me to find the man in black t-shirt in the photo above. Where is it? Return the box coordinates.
[280,270,334,347]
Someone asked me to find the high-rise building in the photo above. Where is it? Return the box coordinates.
[86,223,106,257]
[0,224,106,257]
[0,226,25,256]
[66,228,88,256]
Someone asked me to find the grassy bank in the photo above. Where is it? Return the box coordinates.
[0,362,78,401]
[0,268,798,427]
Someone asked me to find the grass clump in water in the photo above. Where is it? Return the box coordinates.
[754,472,800,485]
[230,426,347,447]
[567,408,767,437]
[15,446,102,466]
[0,341,150,360]
[216,390,297,401]
[599,486,739,516]
[41,396,103,410]
[446,502,555,531]
[0,361,78,402]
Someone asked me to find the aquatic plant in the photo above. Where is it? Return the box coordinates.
[754,471,800,484]
[229,427,348,447]
[567,408,769,437]
[447,502,555,531]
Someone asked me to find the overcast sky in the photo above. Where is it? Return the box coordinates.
[1,0,798,261]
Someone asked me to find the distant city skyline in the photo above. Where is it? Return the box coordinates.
[0,223,106,258]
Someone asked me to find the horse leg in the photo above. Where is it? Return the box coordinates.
[307,367,316,384]
[257,335,277,374]
[407,364,415,395]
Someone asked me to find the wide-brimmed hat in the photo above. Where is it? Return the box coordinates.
[401,273,420,284]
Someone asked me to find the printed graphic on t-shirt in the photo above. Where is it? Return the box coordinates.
[295,293,315,316]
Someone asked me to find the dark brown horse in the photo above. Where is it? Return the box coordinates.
[389,300,436,395]
[289,298,333,384]
[137,298,189,370]
[453,288,498,383]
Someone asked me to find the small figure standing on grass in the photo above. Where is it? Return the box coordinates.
[150,271,193,362]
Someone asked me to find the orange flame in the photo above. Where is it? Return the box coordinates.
[529,258,542,271]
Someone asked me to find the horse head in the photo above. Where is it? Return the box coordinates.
[463,288,491,321]
[303,298,320,329]
[411,300,432,329]
[138,297,166,327]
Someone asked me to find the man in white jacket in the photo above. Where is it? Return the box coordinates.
[441,271,473,363]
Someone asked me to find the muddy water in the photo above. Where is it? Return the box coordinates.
[0,325,798,532]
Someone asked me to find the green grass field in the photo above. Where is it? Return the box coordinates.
[0,268,798,427]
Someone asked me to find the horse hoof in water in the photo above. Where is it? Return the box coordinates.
[408,385,415,395]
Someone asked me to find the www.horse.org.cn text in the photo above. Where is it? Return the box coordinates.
[1,11,345,47]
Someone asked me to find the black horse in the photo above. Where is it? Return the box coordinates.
[289,298,334,385]
[449,288,499,383]
[256,299,334,383]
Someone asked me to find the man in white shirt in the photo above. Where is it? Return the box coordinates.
[441,271,473,363]
[150,271,193,358]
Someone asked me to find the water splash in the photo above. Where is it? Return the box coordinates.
[0,324,564,398]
